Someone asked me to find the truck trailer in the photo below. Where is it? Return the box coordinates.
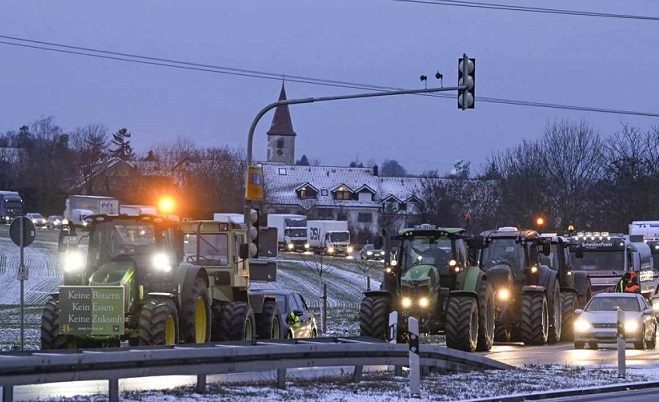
[63,195,119,227]
[266,214,308,252]
[307,220,352,255]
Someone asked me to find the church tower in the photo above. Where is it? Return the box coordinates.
[267,83,296,164]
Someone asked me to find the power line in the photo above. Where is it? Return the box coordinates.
[384,0,659,21]
[1,36,658,118]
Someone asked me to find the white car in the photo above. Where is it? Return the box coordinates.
[573,292,657,350]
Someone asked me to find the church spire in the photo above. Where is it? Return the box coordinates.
[267,82,296,136]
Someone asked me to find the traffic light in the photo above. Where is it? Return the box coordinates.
[248,208,260,258]
[458,56,475,110]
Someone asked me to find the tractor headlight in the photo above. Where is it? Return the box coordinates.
[385,267,392,273]
[448,259,457,267]
[152,253,172,272]
[62,219,69,225]
[327,247,335,254]
[402,297,412,308]
[347,246,354,253]
[304,243,310,249]
[530,266,538,274]
[624,320,639,333]
[574,319,592,333]
[287,243,294,250]
[63,251,85,273]
[497,288,510,301]
[418,297,430,308]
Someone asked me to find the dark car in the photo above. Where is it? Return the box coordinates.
[46,215,63,230]
[26,212,47,228]
[251,288,317,339]
[360,244,386,260]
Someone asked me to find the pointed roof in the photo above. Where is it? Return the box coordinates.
[267,83,296,137]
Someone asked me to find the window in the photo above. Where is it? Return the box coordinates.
[335,190,352,200]
[358,212,372,223]
[321,189,328,196]
[278,168,287,175]
[298,186,317,200]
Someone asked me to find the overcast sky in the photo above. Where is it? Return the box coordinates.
[1,1,658,174]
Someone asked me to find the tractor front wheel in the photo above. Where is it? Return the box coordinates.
[217,301,256,341]
[41,298,67,350]
[181,277,211,344]
[359,296,392,340]
[256,300,282,340]
[138,298,179,346]
[547,280,562,344]
[520,292,548,346]
[445,296,479,352]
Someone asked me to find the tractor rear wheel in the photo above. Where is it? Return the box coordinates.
[217,301,256,341]
[520,292,548,345]
[494,324,511,343]
[181,277,211,344]
[445,296,478,352]
[547,280,562,344]
[560,292,578,341]
[359,296,391,340]
[41,298,67,350]
[476,281,495,351]
[256,300,282,340]
[138,298,179,346]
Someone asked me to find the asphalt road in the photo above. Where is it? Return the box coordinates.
[548,387,659,401]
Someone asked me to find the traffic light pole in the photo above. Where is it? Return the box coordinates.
[243,84,466,230]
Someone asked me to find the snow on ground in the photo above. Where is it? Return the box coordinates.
[34,364,659,402]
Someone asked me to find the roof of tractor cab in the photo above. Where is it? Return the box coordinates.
[178,220,246,234]
[84,213,179,228]
[396,227,465,239]
[481,227,538,240]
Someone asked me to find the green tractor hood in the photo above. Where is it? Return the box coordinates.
[402,264,437,284]
[89,261,135,286]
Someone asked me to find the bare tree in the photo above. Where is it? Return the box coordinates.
[300,251,336,334]
[71,124,109,194]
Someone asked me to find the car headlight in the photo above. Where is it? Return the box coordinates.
[287,243,294,250]
[367,251,373,255]
[391,260,398,266]
[347,246,354,253]
[574,319,592,332]
[82,221,88,227]
[530,266,538,274]
[402,297,412,308]
[418,297,430,308]
[304,243,310,249]
[62,219,69,225]
[63,251,85,273]
[152,253,172,272]
[31,219,37,224]
[497,288,510,301]
[624,320,639,333]
[327,247,335,254]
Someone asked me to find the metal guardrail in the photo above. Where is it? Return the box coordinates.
[0,337,511,402]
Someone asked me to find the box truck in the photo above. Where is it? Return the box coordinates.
[267,213,308,251]
[63,195,119,227]
[307,220,352,255]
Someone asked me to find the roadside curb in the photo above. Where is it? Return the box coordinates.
[464,380,659,401]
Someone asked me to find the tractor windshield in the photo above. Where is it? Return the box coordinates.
[400,236,453,273]
[89,220,160,266]
[184,233,229,265]
[481,239,526,273]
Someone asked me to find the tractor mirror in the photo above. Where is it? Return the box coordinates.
[293,309,304,316]
[373,235,383,250]
[239,243,250,260]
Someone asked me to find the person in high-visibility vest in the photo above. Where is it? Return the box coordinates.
[287,311,300,327]
[624,271,641,293]
[615,272,631,293]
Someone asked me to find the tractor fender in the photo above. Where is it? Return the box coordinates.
[522,285,546,293]
[364,290,393,300]
[144,292,179,308]
[448,290,479,301]
[458,265,486,293]
[176,264,209,307]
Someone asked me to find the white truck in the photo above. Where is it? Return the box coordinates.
[120,204,157,216]
[63,195,119,227]
[307,220,352,255]
[267,213,309,252]
[213,213,245,224]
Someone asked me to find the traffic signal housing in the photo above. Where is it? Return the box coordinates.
[248,208,260,258]
[458,56,475,110]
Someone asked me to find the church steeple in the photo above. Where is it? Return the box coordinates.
[267,83,297,165]
[267,83,296,137]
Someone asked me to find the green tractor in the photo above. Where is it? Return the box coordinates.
[478,227,563,345]
[538,233,592,341]
[41,214,281,350]
[359,225,495,352]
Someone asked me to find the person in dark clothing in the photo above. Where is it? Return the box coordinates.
[615,272,631,293]
[624,271,641,293]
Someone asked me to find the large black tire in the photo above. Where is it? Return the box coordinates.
[180,276,211,344]
[547,280,562,344]
[217,301,256,341]
[41,298,67,350]
[359,296,391,340]
[256,300,282,340]
[560,292,578,342]
[520,292,548,345]
[138,298,179,346]
[574,273,592,308]
[476,280,495,351]
[445,296,478,352]
[648,328,656,350]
